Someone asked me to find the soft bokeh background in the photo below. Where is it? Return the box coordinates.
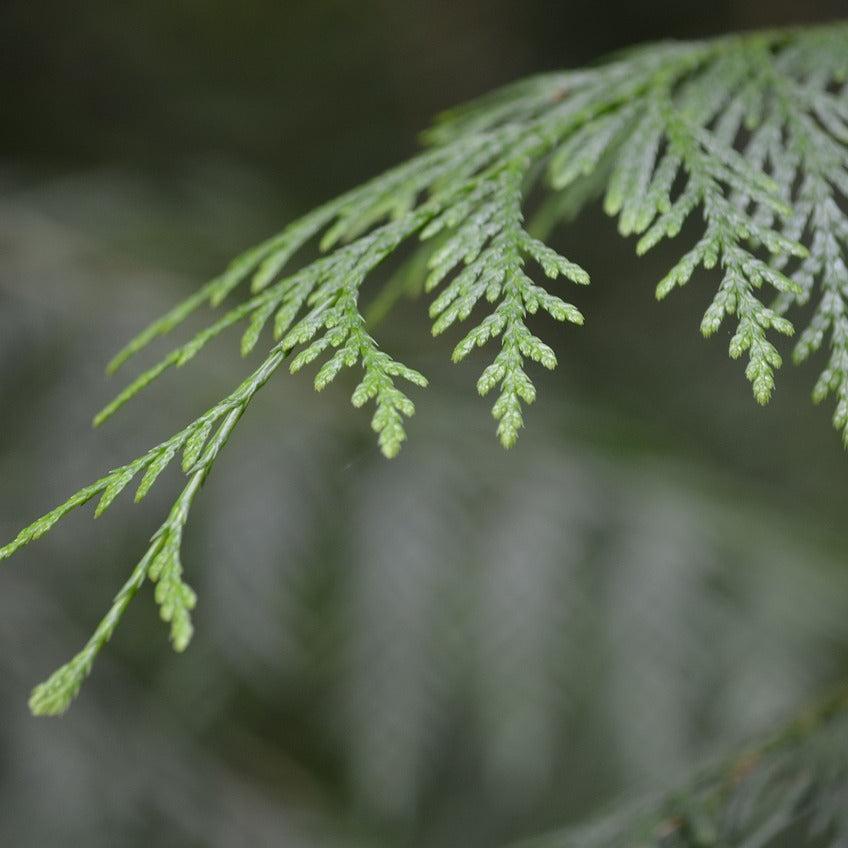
[1,2,848,846]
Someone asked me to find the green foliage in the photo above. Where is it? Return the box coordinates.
[527,688,848,848]
[2,22,848,714]
[4,349,284,713]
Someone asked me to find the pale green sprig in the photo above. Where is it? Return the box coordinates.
[283,222,431,458]
[15,349,287,714]
[424,160,587,447]
[615,80,807,405]
[762,61,848,442]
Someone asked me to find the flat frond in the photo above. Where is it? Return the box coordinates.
[4,21,848,713]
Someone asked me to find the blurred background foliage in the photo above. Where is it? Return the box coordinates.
[2,2,848,846]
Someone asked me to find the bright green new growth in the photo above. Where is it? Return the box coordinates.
[2,23,847,715]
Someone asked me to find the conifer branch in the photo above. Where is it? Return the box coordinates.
[3,21,848,713]
[8,348,288,714]
[519,684,848,848]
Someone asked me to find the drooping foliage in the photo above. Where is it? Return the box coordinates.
[2,22,848,715]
